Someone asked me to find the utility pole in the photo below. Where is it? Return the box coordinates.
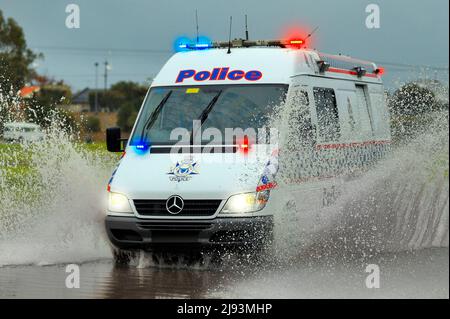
[104,60,109,92]
[94,62,99,113]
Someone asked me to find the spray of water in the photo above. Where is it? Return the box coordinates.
[0,80,448,268]
[0,93,117,266]
[336,111,448,252]
[270,87,448,264]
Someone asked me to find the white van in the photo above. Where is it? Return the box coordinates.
[2,122,45,143]
[104,38,391,260]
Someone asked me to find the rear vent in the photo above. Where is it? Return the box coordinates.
[133,199,222,217]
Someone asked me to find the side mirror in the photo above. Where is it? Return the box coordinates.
[106,127,125,152]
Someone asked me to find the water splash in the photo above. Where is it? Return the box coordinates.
[271,100,448,262]
[0,94,117,266]
[0,80,448,268]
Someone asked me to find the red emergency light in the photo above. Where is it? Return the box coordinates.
[238,135,251,154]
[281,25,311,49]
[284,38,306,49]
[289,39,304,46]
[374,67,385,76]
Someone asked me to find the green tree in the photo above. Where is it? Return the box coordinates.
[85,115,101,133]
[89,81,147,131]
[0,9,40,91]
[89,81,147,113]
[117,102,138,132]
[388,82,441,143]
[113,82,147,131]
[24,80,73,129]
[389,83,437,117]
[36,83,72,107]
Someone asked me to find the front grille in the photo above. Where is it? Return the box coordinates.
[137,221,213,231]
[133,199,222,217]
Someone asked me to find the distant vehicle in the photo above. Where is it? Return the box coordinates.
[2,122,45,142]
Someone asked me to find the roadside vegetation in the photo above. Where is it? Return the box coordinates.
[388,81,449,145]
[0,141,119,212]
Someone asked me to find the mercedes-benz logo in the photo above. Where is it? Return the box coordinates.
[166,195,184,215]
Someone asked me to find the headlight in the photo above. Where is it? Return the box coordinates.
[220,191,269,214]
[108,192,133,213]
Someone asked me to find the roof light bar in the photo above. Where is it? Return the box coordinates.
[175,37,309,52]
[212,38,306,49]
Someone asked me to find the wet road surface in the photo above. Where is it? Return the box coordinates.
[0,248,447,299]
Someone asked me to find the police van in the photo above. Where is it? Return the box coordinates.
[104,37,391,261]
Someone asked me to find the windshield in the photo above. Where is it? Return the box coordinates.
[130,84,288,145]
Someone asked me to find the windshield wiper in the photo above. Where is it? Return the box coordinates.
[190,90,223,144]
[139,90,172,143]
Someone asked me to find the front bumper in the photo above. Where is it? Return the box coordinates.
[105,215,273,250]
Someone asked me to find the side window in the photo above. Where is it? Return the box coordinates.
[294,90,309,106]
[291,89,314,145]
[313,87,340,142]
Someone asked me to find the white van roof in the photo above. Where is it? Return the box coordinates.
[151,47,383,87]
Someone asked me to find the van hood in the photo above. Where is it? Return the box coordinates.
[110,149,273,200]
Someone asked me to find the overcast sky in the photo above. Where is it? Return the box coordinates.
[0,0,448,91]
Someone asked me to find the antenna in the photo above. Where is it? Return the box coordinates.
[195,9,199,43]
[245,14,249,40]
[305,26,319,41]
[227,16,233,54]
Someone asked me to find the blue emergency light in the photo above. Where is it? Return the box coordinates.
[174,36,213,52]
[132,138,151,154]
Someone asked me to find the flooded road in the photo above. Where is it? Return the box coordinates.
[0,248,447,299]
